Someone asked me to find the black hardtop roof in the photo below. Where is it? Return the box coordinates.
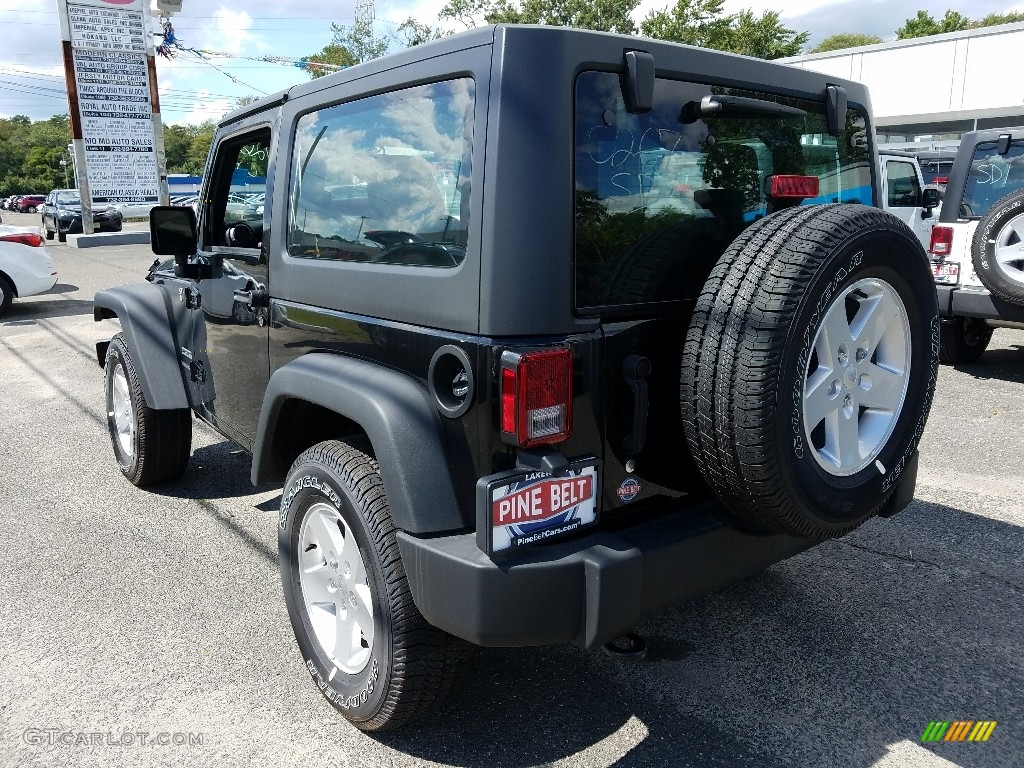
[219,24,873,128]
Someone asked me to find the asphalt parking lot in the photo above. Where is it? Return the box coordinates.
[1,209,1021,768]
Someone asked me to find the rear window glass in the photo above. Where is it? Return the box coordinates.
[288,78,474,268]
[960,141,1024,218]
[574,71,872,310]
[919,158,953,185]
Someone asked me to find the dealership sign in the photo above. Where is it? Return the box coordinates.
[60,0,160,205]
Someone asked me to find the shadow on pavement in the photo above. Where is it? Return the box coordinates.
[0,296,93,324]
[371,499,1022,768]
[949,343,1024,384]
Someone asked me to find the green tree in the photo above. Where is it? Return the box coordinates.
[810,33,883,53]
[392,18,448,47]
[641,0,808,59]
[187,121,216,174]
[896,9,970,39]
[726,10,809,58]
[641,0,733,48]
[971,10,1024,27]
[162,120,217,175]
[302,43,359,80]
[441,0,639,33]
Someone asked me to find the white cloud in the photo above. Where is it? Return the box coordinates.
[178,91,233,124]
[209,7,260,55]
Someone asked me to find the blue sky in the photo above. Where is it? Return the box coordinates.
[1,0,1020,125]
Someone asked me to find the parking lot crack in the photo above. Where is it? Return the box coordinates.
[839,540,1024,593]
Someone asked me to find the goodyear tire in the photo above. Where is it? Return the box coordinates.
[104,333,192,486]
[972,189,1024,306]
[279,439,473,731]
[939,316,992,364]
[681,205,939,538]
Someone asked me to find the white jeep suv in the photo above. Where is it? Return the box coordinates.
[929,127,1024,363]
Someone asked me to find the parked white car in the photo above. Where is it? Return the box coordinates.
[113,201,159,219]
[0,225,58,317]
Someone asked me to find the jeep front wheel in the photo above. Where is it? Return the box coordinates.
[681,205,939,538]
[279,439,473,731]
[104,333,192,486]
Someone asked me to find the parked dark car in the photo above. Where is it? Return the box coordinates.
[41,189,123,242]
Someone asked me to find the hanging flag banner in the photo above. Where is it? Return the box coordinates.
[61,0,160,206]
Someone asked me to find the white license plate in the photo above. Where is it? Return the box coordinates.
[932,260,959,283]
[477,459,599,556]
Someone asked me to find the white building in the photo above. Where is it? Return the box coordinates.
[780,22,1024,148]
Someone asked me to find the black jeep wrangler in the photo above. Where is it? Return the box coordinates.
[94,25,939,731]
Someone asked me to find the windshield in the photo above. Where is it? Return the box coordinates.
[57,193,81,206]
[960,141,1024,218]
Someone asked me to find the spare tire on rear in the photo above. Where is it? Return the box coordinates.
[971,188,1024,306]
[680,204,939,539]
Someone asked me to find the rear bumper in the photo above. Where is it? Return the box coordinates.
[401,453,918,650]
[936,285,1024,323]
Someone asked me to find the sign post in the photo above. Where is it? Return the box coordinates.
[56,0,167,234]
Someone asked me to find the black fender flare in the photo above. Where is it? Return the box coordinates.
[93,283,189,411]
[252,353,463,534]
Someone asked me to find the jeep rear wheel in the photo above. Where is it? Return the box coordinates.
[279,439,473,731]
[104,333,192,486]
[681,205,939,538]
[972,189,1024,305]
[939,316,992,364]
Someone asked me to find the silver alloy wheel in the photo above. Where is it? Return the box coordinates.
[110,363,135,460]
[298,502,374,674]
[991,211,1024,287]
[803,277,911,476]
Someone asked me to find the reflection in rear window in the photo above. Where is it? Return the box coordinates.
[574,71,873,310]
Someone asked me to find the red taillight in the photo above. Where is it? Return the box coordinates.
[934,176,948,185]
[0,232,44,247]
[930,225,953,256]
[499,348,573,447]
[766,174,819,200]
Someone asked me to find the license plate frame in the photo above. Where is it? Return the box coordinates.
[931,260,959,283]
[476,458,600,557]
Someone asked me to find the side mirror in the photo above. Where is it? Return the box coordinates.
[922,187,941,210]
[150,205,217,280]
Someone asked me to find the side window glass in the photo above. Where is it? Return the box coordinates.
[288,78,475,268]
[887,161,921,207]
[203,130,270,252]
